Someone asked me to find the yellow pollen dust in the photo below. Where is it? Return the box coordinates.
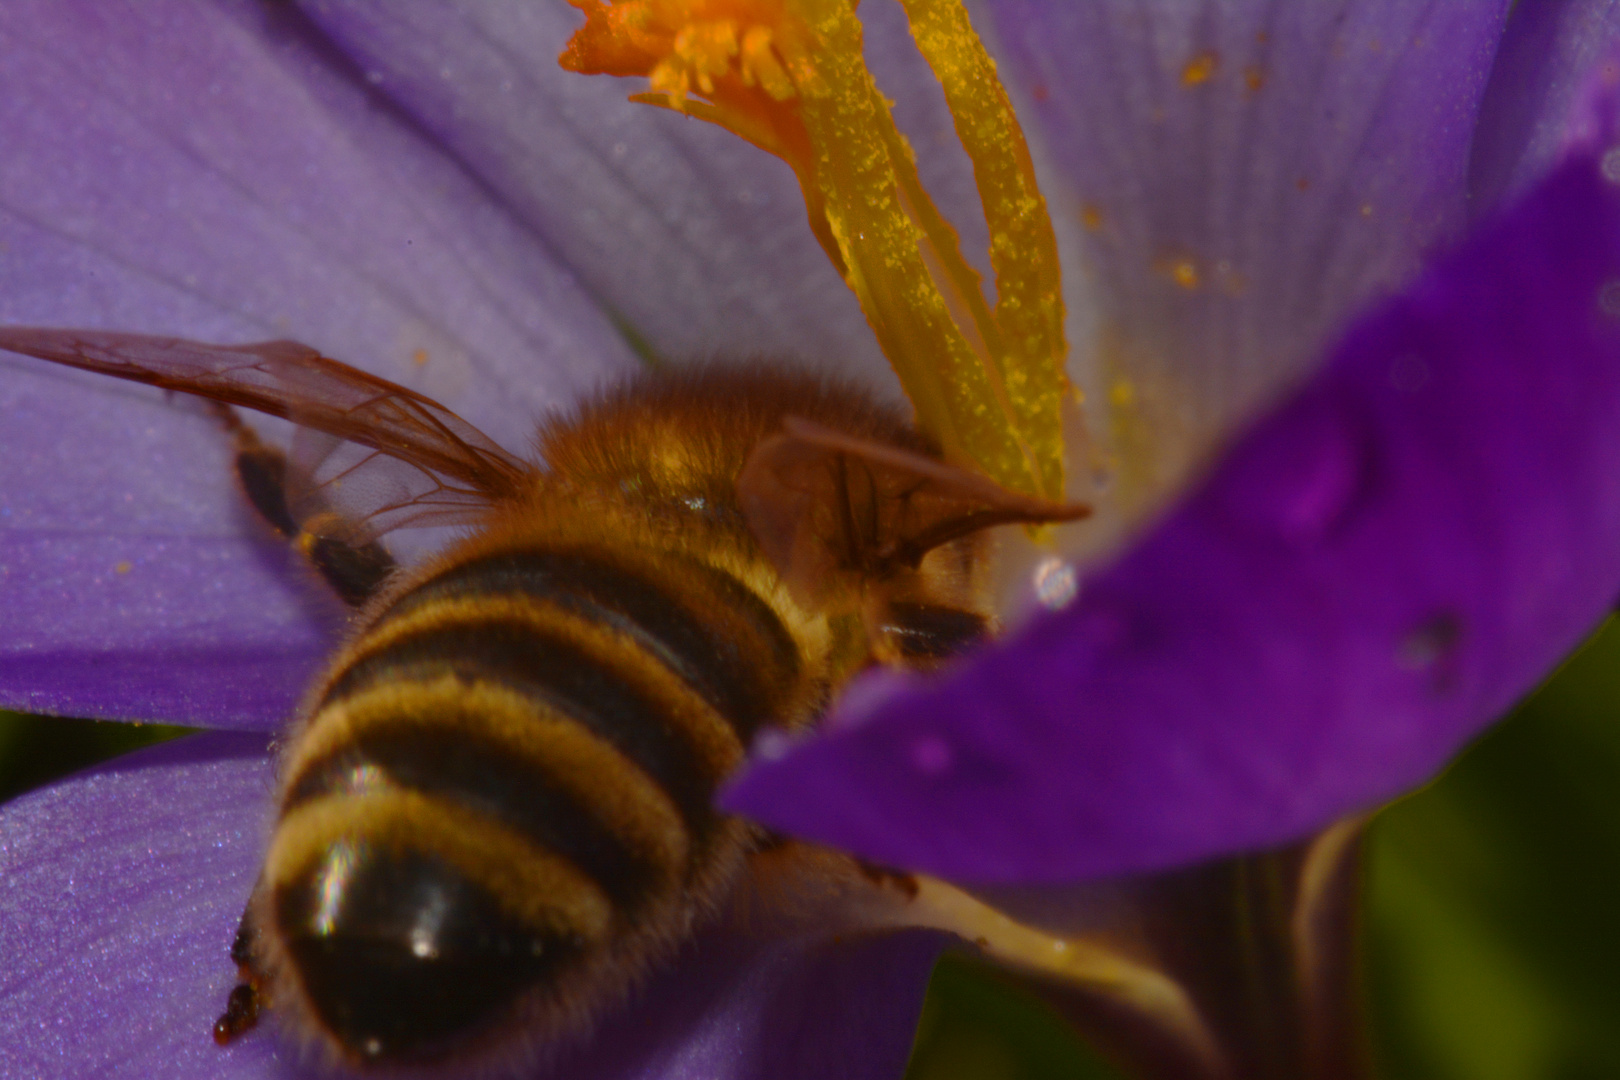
[1155,253,1201,291]
[561,0,1070,502]
[1181,50,1218,85]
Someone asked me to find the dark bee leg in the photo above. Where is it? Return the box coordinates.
[876,601,989,666]
[213,404,395,606]
[213,902,265,1045]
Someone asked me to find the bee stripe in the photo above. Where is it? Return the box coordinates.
[266,790,614,940]
[387,548,799,738]
[284,680,688,910]
[321,597,736,836]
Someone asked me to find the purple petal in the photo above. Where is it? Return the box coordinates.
[0,735,945,1079]
[983,1,1509,492]
[547,927,946,1080]
[0,370,337,727]
[1468,0,1620,211]
[726,146,1620,883]
[0,0,639,724]
[293,0,896,384]
[0,733,279,1078]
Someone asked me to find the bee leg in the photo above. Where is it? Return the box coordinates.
[294,524,396,608]
[213,404,395,606]
[875,602,989,667]
[213,902,266,1046]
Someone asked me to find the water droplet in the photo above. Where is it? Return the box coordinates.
[1032,557,1079,610]
[908,733,953,776]
[1604,147,1620,184]
[1224,405,1369,543]
[1599,278,1620,318]
[1397,612,1462,671]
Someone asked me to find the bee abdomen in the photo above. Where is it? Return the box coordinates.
[382,547,799,735]
[266,544,800,1062]
[268,789,603,1062]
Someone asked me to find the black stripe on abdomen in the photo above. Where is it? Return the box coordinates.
[382,548,797,738]
[319,617,719,839]
[282,725,661,910]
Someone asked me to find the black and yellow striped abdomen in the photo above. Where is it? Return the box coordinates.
[263,535,809,1064]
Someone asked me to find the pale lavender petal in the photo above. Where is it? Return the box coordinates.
[0,735,945,1079]
[291,0,907,385]
[982,1,1509,496]
[0,733,280,1078]
[1468,0,1620,211]
[0,0,639,724]
[726,147,1620,883]
[0,369,332,728]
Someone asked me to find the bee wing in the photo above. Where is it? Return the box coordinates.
[0,328,531,541]
[738,415,1090,606]
[282,427,506,544]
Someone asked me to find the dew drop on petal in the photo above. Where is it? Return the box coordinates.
[1599,278,1620,318]
[1227,407,1370,543]
[1032,557,1079,610]
[1603,146,1620,184]
[1397,612,1464,671]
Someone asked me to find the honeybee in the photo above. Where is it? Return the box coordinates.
[0,327,1084,1072]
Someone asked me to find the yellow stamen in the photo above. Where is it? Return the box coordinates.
[898,0,1067,499]
[562,0,1069,501]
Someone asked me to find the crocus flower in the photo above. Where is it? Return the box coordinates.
[4,2,1620,1079]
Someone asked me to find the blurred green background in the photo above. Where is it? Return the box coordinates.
[3,616,1618,1079]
